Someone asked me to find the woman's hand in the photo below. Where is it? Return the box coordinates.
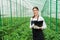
[33,25,40,29]
[32,24,43,29]
[34,25,43,29]
[39,27,43,29]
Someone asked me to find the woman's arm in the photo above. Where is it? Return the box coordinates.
[30,18,34,28]
[39,18,47,29]
[30,18,40,29]
[33,25,41,29]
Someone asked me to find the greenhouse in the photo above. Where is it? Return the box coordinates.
[0,0,60,40]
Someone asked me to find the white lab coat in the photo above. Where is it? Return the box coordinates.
[30,16,47,29]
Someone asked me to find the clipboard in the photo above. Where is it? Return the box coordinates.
[31,21,43,27]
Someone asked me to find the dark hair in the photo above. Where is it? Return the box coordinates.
[32,7,39,11]
[32,7,39,18]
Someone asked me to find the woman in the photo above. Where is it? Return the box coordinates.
[30,7,47,40]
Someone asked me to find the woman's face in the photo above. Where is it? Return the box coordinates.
[33,8,39,16]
